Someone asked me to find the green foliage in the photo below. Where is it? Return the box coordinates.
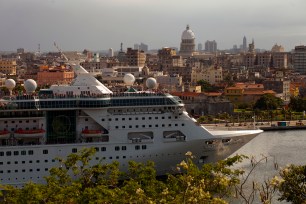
[274,164,306,204]
[289,96,306,112]
[0,148,248,204]
[253,94,283,110]
[1,148,305,204]
[196,80,219,92]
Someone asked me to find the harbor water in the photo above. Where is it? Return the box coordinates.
[230,130,306,203]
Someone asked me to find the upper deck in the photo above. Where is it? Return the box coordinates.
[0,92,183,111]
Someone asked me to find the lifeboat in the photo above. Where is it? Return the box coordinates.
[14,128,46,138]
[81,129,103,138]
[0,129,10,139]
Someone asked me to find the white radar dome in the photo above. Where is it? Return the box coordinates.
[5,79,16,90]
[123,73,135,86]
[24,79,37,93]
[146,77,157,89]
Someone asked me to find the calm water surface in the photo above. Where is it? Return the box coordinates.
[230,130,306,203]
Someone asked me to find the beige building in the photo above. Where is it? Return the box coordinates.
[191,65,223,85]
[0,60,17,75]
[272,52,288,69]
[257,52,271,67]
[126,48,146,67]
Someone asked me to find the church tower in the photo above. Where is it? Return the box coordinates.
[179,25,195,57]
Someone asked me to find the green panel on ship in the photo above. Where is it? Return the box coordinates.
[46,110,76,144]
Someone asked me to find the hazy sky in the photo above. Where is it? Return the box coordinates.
[0,0,306,52]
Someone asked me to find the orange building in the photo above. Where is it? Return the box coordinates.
[224,83,275,104]
[37,66,74,86]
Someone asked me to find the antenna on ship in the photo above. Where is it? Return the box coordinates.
[54,41,68,62]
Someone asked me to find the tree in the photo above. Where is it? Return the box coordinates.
[273,164,306,204]
[289,96,306,112]
[196,80,218,92]
[253,94,283,110]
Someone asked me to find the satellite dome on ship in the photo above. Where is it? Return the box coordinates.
[24,79,37,93]
[181,25,195,40]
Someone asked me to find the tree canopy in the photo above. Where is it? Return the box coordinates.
[289,96,306,112]
[253,94,283,110]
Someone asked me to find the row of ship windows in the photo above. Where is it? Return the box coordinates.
[99,115,178,122]
[0,145,147,166]
[5,127,37,132]
[0,145,147,157]
[0,168,49,174]
[3,120,37,124]
[115,123,185,129]
[0,150,48,156]
[72,145,147,153]
[0,151,183,177]
[0,159,55,165]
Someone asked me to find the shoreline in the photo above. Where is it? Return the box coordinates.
[203,120,306,131]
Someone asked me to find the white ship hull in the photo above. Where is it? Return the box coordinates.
[0,128,261,187]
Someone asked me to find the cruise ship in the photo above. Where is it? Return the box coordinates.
[0,65,262,187]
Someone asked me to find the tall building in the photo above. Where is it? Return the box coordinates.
[272,52,287,69]
[17,48,25,54]
[139,43,148,52]
[243,36,247,51]
[256,52,272,67]
[205,40,217,52]
[108,48,114,57]
[248,39,255,53]
[134,44,139,50]
[294,45,306,74]
[126,48,146,67]
[198,43,202,51]
[179,25,195,57]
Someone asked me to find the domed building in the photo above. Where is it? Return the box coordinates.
[271,43,285,52]
[179,25,195,57]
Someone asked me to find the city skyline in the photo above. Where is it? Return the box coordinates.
[0,0,306,52]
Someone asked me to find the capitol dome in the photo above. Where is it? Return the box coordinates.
[271,43,285,52]
[181,25,195,40]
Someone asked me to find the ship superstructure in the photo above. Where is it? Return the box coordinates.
[0,65,262,187]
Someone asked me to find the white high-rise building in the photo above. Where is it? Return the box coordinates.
[109,48,114,57]
[205,40,217,52]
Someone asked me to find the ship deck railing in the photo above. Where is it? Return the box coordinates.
[2,92,171,101]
